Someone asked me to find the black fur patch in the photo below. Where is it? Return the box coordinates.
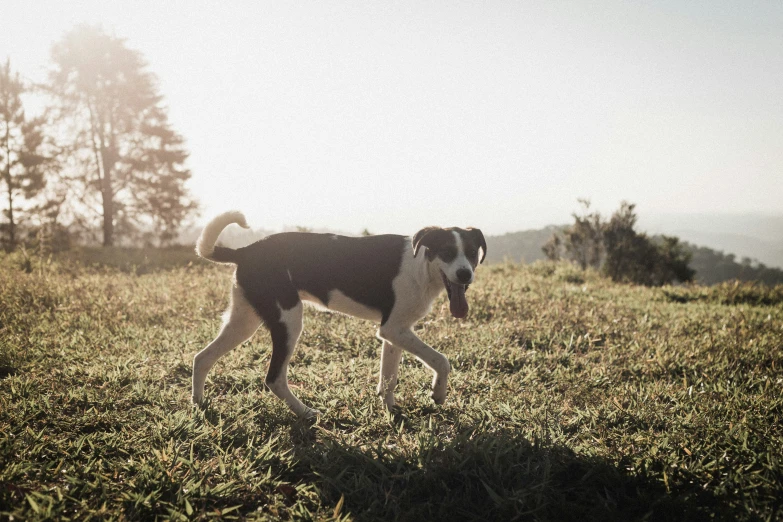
[412,227,458,262]
[233,233,407,326]
[231,232,407,383]
[460,228,487,265]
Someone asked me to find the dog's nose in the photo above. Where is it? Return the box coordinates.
[456,268,472,284]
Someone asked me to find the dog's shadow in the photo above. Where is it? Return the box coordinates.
[191,402,735,521]
[289,415,734,522]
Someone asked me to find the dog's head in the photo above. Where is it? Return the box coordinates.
[412,226,486,319]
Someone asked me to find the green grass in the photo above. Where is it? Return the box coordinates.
[1,252,782,521]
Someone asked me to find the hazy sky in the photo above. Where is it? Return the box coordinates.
[3,1,782,235]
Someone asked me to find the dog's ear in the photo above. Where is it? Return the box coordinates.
[468,227,487,264]
[412,226,441,259]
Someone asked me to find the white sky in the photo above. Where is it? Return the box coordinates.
[3,1,782,235]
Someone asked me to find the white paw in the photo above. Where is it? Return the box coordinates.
[431,391,447,405]
[431,375,448,405]
[381,395,396,410]
[302,408,322,420]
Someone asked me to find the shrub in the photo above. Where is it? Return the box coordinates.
[544,201,694,286]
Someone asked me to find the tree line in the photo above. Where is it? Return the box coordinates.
[1,25,196,252]
[687,244,783,286]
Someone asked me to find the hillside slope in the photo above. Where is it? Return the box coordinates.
[1,253,782,520]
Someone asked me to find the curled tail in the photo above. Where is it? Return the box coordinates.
[196,211,249,264]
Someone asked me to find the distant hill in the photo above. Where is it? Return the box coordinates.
[665,230,783,270]
[640,213,783,270]
[484,226,783,286]
[685,242,783,286]
[484,225,565,265]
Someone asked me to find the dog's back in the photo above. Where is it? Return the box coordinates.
[233,232,408,324]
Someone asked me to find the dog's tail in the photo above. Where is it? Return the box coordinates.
[196,211,250,264]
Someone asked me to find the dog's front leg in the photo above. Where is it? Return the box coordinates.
[377,340,403,409]
[377,327,450,405]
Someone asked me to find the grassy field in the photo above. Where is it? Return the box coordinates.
[1,249,782,521]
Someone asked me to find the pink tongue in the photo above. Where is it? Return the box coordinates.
[449,284,469,319]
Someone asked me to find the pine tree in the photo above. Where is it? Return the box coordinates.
[0,59,48,251]
[48,26,196,246]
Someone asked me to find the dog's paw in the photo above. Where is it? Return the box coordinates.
[377,389,396,410]
[302,408,322,421]
[431,390,447,405]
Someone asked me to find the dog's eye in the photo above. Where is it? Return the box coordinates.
[443,247,457,259]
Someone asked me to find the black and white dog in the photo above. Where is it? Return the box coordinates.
[192,211,486,418]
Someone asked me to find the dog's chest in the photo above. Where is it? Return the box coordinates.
[386,257,444,325]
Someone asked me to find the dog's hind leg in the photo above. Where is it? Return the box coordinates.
[264,302,319,419]
[377,340,403,409]
[193,286,262,405]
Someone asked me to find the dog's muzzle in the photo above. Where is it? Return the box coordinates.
[441,271,469,319]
